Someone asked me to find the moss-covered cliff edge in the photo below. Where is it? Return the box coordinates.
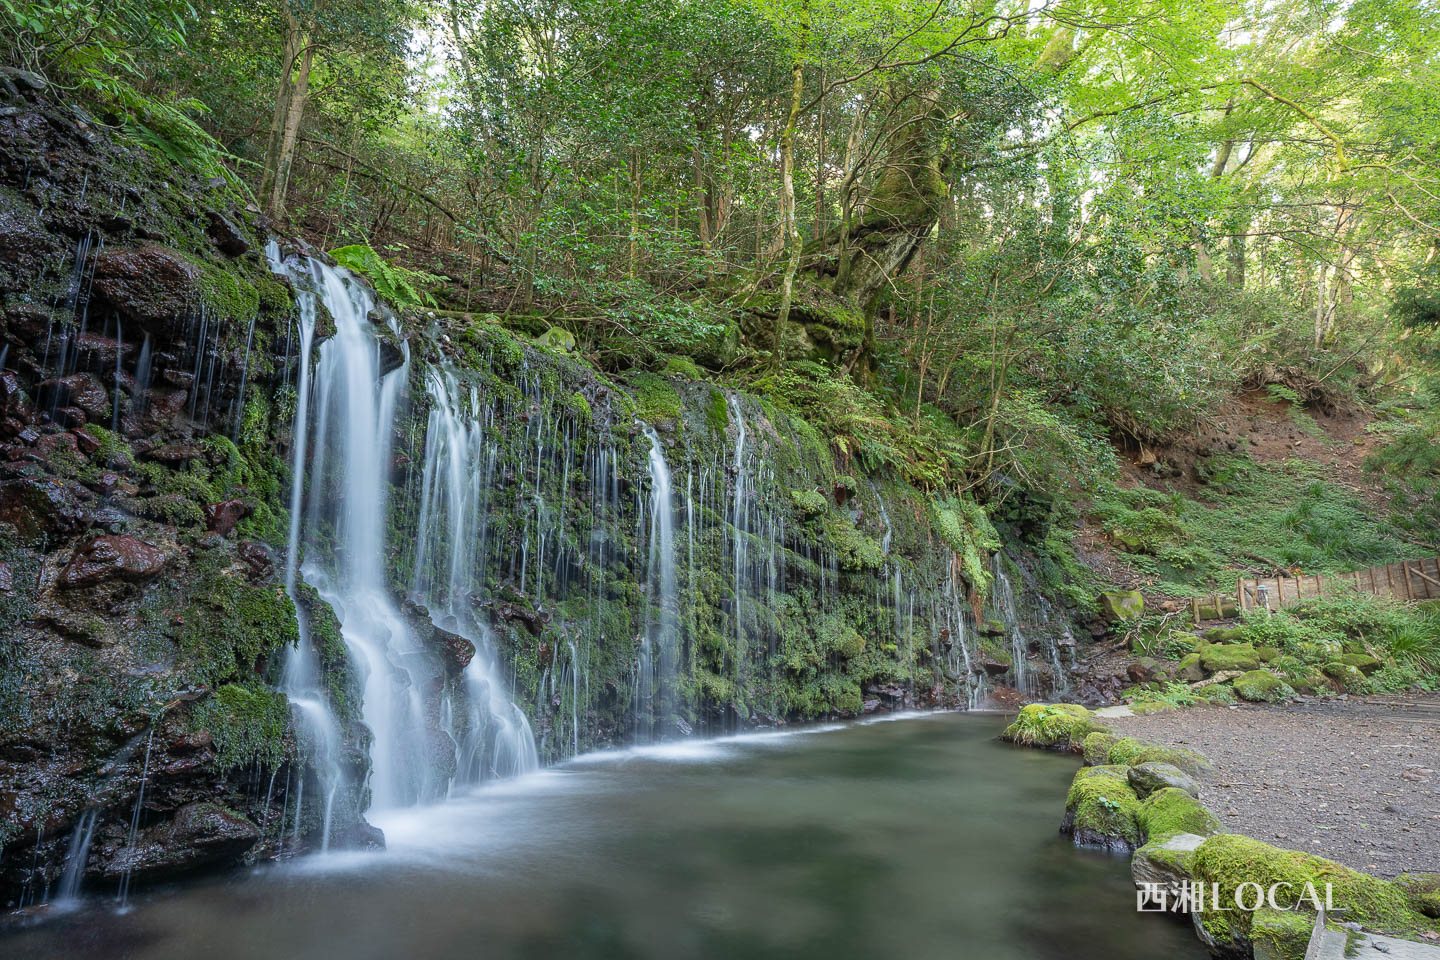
[0,82,1085,909]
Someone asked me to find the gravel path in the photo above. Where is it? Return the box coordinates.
[1103,693,1440,878]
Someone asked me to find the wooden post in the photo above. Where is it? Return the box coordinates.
[1401,561,1413,601]
[1384,564,1395,599]
[1237,580,1245,613]
[1191,597,1201,623]
[1315,573,1324,598]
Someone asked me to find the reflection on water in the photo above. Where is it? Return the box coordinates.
[4,713,1204,960]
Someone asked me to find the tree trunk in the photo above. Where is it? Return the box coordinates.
[261,14,311,220]
[772,62,805,369]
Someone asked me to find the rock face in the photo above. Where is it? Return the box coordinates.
[0,88,377,908]
[59,534,169,587]
[91,244,205,339]
[96,802,260,884]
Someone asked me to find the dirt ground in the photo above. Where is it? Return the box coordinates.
[1104,693,1440,878]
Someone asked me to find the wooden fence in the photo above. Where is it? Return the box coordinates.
[1238,557,1440,613]
[1190,557,1440,621]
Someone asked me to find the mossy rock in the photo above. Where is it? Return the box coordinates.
[790,489,828,518]
[1322,661,1367,692]
[1203,627,1247,644]
[1255,645,1280,662]
[1335,652,1382,675]
[1107,737,1214,777]
[1396,873,1440,919]
[1136,787,1220,843]
[1099,590,1144,622]
[1200,642,1261,672]
[1250,906,1315,960]
[1001,703,1099,750]
[1127,762,1201,799]
[1176,652,1205,683]
[533,326,577,352]
[1195,683,1239,706]
[1061,765,1143,852]
[1082,731,1119,766]
[1233,669,1295,704]
[1191,835,1438,954]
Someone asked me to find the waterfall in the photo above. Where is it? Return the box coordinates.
[267,244,346,844]
[410,367,538,782]
[642,426,677,740]
[726,394,748,714]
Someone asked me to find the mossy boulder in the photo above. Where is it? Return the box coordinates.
[1195,683,1239,706]
[533,326,577,352]
[1100,590,1145,622]
[1001,703,1100,750]
[1200,642,1261,672]
[1203,627,1247,644]
[1061,765,1143,852]
[1322,661,1367,692]
[1132,832,1207,896]
[1255,646,1279,663]
[1190,835,1439,955]
[1137,787,1220,842]
[1082,731,1119,766]
[1335,652,1382,675]
[1108,737,1214,777]
[1128,762,1201,799]
[1233,669,1294,704]
[1176,652,1205,683]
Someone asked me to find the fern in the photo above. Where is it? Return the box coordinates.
[932,496,1001,599]
[329,245,441,309]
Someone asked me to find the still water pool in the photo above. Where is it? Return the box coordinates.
[5,712,1204,960]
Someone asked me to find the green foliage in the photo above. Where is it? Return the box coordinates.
[932,497,1000,598]
[1124,681,1199,711]
[329,244,441,308]
[1089,456,1426,595]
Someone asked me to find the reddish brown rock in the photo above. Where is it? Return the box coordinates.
[0,475,92,541]
[147,441,201,463]
[38,372,109,419]
[203,498,250,536]
[0,370,32,419]
[59,534,168,588]
[432,625,476,675]
[90,245,204,339]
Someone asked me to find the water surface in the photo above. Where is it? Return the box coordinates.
[6,712,1203,960]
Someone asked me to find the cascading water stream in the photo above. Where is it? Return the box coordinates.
[641,426,678,741]
[409,367,538,782]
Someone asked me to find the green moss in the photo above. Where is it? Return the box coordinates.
[1082,731,1119,765]
[1233,669,1294,703]
[1200,642,1262,672]
[820,516,884,571]
[631,371,684,427]
[189,682,289,770]
[1002,703,1098,749]
[565,390,592,422]
[1063,765,1143,848]
[1191,834,1438,949]
[1322,660,1367,691]
[1107,737,1213,777]
[659,355,702,379]
[1250,907,1315,960]
[1204,627,1246,643]
[1137,787,1220,843]
[790,489,828,517]
[1396,874,1440,919]
[705,388,729,433]
[179,575,298,685]
[932,497,1000,599]
[197,258,262,320]
[1335,652,1381,674]
[1195,683,1239,705]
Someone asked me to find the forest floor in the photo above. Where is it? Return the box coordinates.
[1104,693,1440,878]
[1074,389,1405,602]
